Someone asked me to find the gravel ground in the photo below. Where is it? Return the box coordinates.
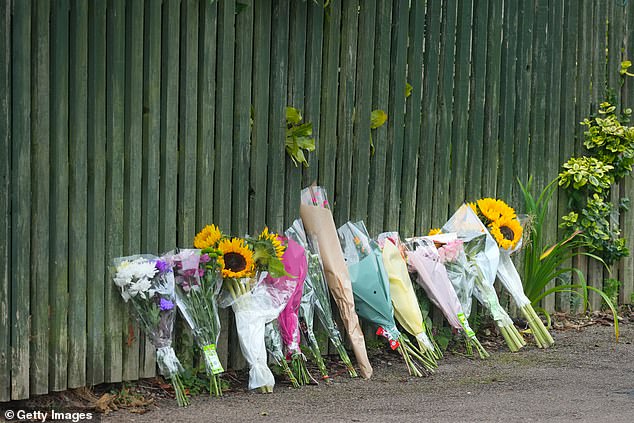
[102,320,634,423]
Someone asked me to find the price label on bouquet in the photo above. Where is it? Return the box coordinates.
[457,313,476,339]
[203,344,224,375]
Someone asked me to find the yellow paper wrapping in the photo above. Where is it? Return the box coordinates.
[382,240,432,351]
[299,203,373,379]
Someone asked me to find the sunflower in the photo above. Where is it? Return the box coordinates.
[217,238,255,278]
[489,217,523,250]
[493,199,517,220]
[476,198,505,223]
[428,228,442,236]
[194,224,223,249]
[258,226,286,259]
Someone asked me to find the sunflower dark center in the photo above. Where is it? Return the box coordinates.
[500,225,515,241]
[224,252,247,272]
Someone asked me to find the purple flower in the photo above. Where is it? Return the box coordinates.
[200,253,211,263]
[155,260,171,273]
[159,298,174,311]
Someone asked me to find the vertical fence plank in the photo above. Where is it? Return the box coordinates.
[174,0,199,371]
[621,1,634,305]
[50,0,70,391]
[333,0,358,226]
[140,0,161,377]
[11,0,31,400]
[448,0,473,210]
[385,0,408,230]
[121,0,144,382]
[399,0,424,237]
[86,0,106,385]
[249,0,271,234]
[318,0,341,198]
[413,0,438,234]
[215,0,235,368]
[546,0,564,312]
[557,0,577,313]
[367,0,392,236]
[301,1,323,187]
[350,0,375,226]
[232,0,253,235]
[512,0,533,207]
[497,0,517,204]
[104,0,125,383]
[68,0,88,388]
[196,0,217,232]
[285,0,306,226]
[267,0,289,230]
[587,0,607,310]
[214,0,234,233]
[530,0,553,312]
[572,1,593,314]
[465,0,488,200]
[30,0,50,396]
[431,0,457,228]
[178,0,198,247]
[0,0,11,402]
[482,0,502,198]
[159,0,180,251]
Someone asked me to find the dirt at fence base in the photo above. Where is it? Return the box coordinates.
[5,312,633,423]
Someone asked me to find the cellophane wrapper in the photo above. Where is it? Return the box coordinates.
[218,273,295,390]
[167,249,224,377]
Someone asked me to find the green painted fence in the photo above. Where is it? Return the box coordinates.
[1,0,634,400]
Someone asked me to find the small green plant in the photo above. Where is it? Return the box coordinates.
[180,364,211,396]
[285,106,315,167]
[519,177,619,340]
[603,278,621,308]
[558,98,633,266]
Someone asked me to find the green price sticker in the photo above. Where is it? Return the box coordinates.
[203,344,224,375]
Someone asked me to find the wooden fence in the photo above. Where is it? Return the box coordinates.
[1,0,634,401]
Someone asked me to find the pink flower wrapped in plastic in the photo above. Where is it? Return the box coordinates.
[264,237,313,385]
[438,239,464,263]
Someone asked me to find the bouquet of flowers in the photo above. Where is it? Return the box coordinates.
[338,221,435,377]
[199,225,294,393]
[377,232,440,365]
[405,238,489,359]
[426,231,477,321]
[262,236,315,385]
[286,219,356,378]
[300,186,372,379]
[166,247,224,397]
[442,204,526,352]
[112,255,189,406]
[469,198,554,348]
[264,321,299,387]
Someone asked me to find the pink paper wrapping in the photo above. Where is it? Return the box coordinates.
[273,237,308,354]
[300,203,373,379]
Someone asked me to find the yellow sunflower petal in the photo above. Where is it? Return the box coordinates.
[428,228,442,236]
[258,226,286,259]
[489,217,523,250]
[476,198,505,223]
[194,224,223,249]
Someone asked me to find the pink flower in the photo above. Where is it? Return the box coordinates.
[438,239,464,263]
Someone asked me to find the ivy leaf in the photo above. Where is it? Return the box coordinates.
[370,109,388,129]
[405,82,413,98]
[286,107,302,125]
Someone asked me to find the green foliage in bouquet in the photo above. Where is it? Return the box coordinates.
[285,106,315,168]
[519,178,619,340]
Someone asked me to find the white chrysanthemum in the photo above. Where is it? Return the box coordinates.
[114,260,135,287]
[130,259,158,280]
[128,278,152,299]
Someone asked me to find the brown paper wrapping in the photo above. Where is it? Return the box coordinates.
[300,203,373,379]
